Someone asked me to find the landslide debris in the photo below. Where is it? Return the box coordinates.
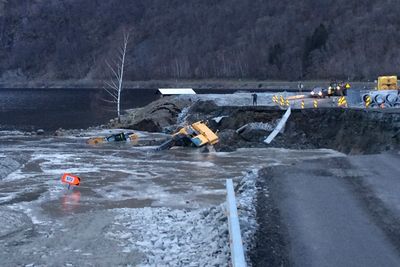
[109,97,193,132]
[114,97,400,154]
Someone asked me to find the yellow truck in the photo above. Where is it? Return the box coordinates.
[156,121,219,150]
[377,76,398,90]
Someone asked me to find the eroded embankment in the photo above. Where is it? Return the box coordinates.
[207,107,400,154]
[115,97,400,154]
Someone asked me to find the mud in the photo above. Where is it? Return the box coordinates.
[214,108,400,154]
[115,96,400,155]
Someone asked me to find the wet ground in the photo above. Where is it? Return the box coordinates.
[0,130,343,266]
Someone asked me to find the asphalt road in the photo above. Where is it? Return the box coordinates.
[252,151,400,267]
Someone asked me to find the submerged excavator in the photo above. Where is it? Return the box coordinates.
[87,132,139,145]
[156,121,219,151]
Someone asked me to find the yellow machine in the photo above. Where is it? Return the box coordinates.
[157,121,219,150]
[377,76,398,90]
[87,132,138,145]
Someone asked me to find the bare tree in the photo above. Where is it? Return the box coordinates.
[104,30,130,123]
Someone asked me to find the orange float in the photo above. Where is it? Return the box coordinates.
[61,173,81,189]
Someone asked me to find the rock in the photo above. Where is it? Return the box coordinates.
[214,129,244,152]
[238,127,269,142]
[0,154,29,180]
[36,129,45,135]
[54,128,64,136]
[0,207,33,239]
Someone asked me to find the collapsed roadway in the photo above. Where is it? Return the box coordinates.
[117,93,400,266]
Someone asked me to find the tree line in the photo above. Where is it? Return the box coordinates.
[0,0,399,81]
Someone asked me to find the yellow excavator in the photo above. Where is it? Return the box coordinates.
[87,132,139,145]
[156,121,219,151]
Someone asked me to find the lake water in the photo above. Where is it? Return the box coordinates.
[0,88,159,131]
[0,88,272,131]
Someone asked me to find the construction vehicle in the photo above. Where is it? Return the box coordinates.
[363,76,400,107]
[327,81,350,96]
[377,76,398,90]
[310,81,350,98]
[87,132,138,145]
[156,121,219,151]
[310,87,328,98]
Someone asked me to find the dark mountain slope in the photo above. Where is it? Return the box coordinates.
[0,0,399,81]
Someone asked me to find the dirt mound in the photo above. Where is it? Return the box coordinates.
[110,97,192,132]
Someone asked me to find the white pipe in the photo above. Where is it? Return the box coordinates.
[374,94,385,104]
[264,107,291,144]
[386,93,398,104]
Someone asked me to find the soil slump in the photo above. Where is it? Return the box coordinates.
[118,97,400,155]
[192,106,400,154]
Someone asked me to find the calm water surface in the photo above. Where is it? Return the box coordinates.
[0,88,271,131]
[0,88,159,131]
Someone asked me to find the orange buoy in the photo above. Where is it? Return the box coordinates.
[61,173,81,188]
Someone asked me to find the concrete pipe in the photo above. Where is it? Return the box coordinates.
[386,93,398,104]
[362,94,370,102]
[384,102,393,108]
[370,103,378,108]
[374,94,385,105]
[393,102,400,108]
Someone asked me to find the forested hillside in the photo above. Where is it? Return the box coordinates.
[0,0,399,81]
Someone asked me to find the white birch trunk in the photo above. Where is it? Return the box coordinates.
[104,30,130,123]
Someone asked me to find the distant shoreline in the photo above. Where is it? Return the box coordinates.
[0,79,375,90]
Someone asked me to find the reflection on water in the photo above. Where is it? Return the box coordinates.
[61,190,81,213]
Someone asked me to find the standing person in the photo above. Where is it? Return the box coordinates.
[252,93,258,106]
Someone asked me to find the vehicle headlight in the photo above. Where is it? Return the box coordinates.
[311,91,315,95]
[318,92,322,96]
[337,86,340,90]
